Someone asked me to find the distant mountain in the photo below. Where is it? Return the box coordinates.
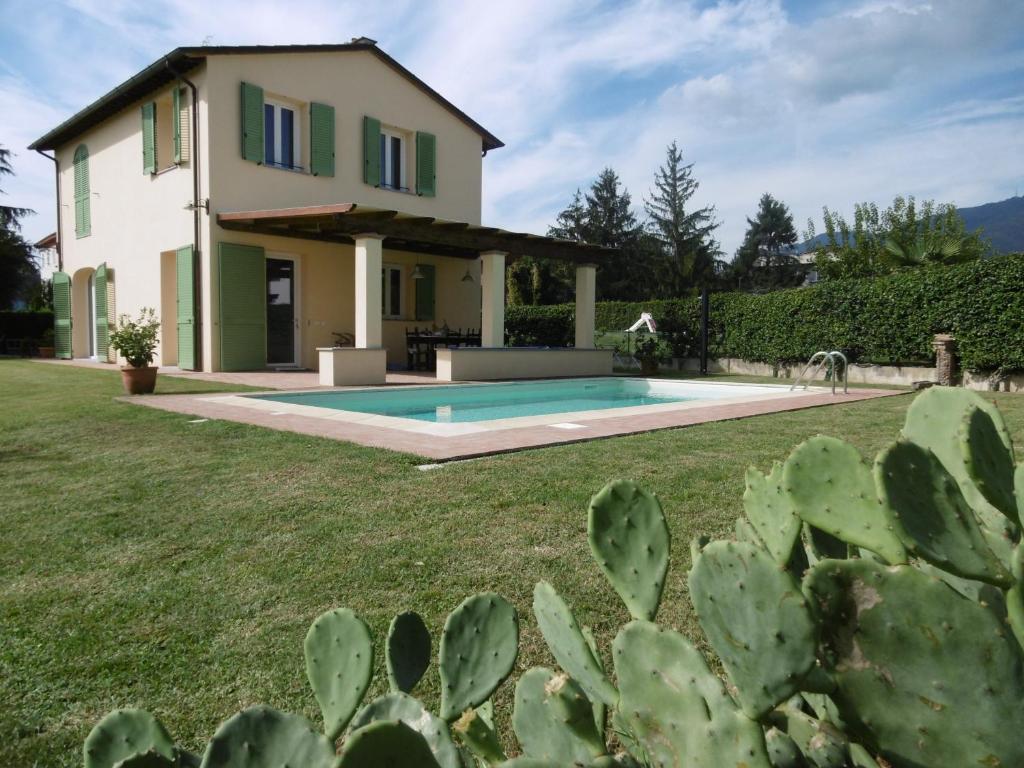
[958,196,1024,254]
[797,196,1024,255]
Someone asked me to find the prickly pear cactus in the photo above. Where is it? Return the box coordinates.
[587,480,669,621]
[613,620,771,768]
[764,727,805,768]
[453,705,506,764]
[199,706,335,768]
[875,440,1012,585]
[84,709,176,768]
[689,540,818,719]
[804,558,1024,768]
[532,581,617,707]
[303,607,374,740]
[743,461,801,564]
[111,753,175,768]
[512,668,605,764]
[960,404,1019,523]
[337,719,440,768]
[386,611,431,694]
[438,592,519,721]
[770,705,848,768]
[349,692,462,768]
[783,435,906,564]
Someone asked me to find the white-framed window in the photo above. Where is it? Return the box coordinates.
[379,128,407,190]
[264,99,302,170]
[382,263,404,319]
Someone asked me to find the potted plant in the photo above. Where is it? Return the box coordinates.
[36,328,55,358]
[108,308,161,394]
[634,335,662,375]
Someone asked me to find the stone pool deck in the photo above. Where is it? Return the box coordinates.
[129,385,906,461]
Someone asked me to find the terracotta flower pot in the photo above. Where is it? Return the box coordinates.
[121,366,158,395]
[640,358,659,375]
[37,346,55,359]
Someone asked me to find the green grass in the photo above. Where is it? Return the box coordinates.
[1,359,1021,766]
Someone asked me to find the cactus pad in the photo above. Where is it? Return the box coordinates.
[875,440,1011,586]
[84,709,176,768]
[452,706,506,764]
[337,719,440,768]
[689,540,818,719]
[580,626,606,736]
[764,727,806,768]
[772,706,847,768]
[386,611,431,694]
[587,480,670,621]
[349,693,461,768]
[532,581,617,707]
[613,620,771,768]
[783,436,906,564]
[804,558,1024,768]
[512,668,605,763]
[303,607,373,740]
[111,752,175,768]
[199,706,334,768]
[960,404,1019,523]
[744,461,801,564]
[438,592,518,721]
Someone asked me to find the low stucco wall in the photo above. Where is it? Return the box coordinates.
[318,347,387,386]
[437,348,613,382]
[672,356,1024,391]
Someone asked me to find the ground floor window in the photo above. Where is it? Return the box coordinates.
[382,263,404,318]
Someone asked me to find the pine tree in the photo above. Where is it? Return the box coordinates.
[0,145,38,309]
[729,193,802,290]
[644,142,720,294]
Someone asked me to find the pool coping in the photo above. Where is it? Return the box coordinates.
[127,378,908,460]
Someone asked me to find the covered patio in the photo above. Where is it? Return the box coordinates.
[216,203,616,384]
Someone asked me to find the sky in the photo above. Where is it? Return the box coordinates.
[1,0,1022,256]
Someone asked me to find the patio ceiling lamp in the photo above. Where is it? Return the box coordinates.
[410,264,426,280]
[460,267,474,283]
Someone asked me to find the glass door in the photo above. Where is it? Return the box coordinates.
[266,257,297,366]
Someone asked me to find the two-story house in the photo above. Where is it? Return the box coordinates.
[29,40,612,383]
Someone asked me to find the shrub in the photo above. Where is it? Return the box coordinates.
[0,310,53,341]
[81,388,1024,767]
[108,308,160,368]
[503,254,1024,372]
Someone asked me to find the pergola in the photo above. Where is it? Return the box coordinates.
[217,203,617,353]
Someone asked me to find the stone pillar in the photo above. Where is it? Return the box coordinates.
[354,234,384,348]
[574,263,597,348]
[932,334,958,386]
[480,250,507,348]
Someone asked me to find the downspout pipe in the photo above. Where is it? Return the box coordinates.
[164,59,203,370]
[34,149,62,272]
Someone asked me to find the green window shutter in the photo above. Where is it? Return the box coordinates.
[94,263,109,359]
[309,102,335,177]
[53,271,72,359]
[142,101,157,174]
[415,131,436,197]
[414,264,436,321]
[218,242,266,371]
[240,82,264,163]
[172,87,182,163]
[73,145,90,238]
[176,245,196,370]
[363,116,381,186]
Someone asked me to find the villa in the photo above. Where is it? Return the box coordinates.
[29,39,614,384]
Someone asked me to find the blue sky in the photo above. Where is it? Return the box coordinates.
[1,0,1022,255]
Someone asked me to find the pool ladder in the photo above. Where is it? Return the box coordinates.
[790,351,848,395]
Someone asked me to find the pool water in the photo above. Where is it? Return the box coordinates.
[251,378,777,424]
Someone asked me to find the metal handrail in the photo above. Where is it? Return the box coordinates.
[791,350,848,394]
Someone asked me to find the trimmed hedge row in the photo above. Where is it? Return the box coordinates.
[0,311,53,340]
[505,254,1024,372]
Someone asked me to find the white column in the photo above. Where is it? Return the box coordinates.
[354,234,384,348]
[575,263,597,349]
[480,250,507,348]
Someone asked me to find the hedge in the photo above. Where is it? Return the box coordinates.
[505,254,1024,373]
[0,311,53,341]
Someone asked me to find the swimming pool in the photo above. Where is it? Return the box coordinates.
[250,377,795,425]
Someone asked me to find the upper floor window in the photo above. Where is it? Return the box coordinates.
[264,100,301,170]
[73,144,90,238]
[379,128,407,191]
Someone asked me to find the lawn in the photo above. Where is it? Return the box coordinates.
[2,359,1021,766]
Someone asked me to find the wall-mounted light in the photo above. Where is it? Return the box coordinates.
[410,264,425,280]
[184,198,210,212]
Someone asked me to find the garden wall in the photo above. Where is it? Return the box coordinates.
[506,254,1024,374]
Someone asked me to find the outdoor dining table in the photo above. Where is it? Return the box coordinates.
[408,332,481,370]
